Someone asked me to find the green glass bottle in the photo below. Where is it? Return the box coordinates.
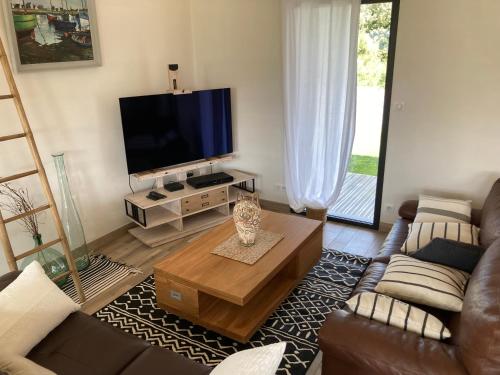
[52,152,90,271]
[21,234,69,287]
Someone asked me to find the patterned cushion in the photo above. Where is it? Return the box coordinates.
[346,292,451,340]
[414,195,472,223]
[401,222,479,254]
[374,255,470,312]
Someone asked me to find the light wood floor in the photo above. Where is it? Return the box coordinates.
[82,212,386,314]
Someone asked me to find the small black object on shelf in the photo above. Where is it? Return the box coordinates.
[164,182,185,192]
[186,172,234,189]
[146,191,166,201]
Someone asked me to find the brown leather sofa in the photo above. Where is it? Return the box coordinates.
[0,272,211,375]
[319,179,500,375]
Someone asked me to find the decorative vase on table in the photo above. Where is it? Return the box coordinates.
[233,193,262,247]
[52,152,90,271]
[21,233,69,287]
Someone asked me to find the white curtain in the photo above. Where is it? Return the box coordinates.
[283,0,360,212]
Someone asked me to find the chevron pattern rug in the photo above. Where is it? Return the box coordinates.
[94,249,369,375]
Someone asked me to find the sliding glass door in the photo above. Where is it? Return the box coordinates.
[329,0,399,229]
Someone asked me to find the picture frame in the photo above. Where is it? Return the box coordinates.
[2,0,101,72]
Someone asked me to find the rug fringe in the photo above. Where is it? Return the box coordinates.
[92,254,144,274]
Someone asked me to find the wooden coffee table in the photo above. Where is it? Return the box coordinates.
[153,210,323,343]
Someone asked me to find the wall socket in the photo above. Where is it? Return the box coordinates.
[275,183,286,192]
[385,204,395,212]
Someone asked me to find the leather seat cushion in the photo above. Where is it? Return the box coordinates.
[319,310,467,375]
[121,345,212,375]
[27,312,150,375]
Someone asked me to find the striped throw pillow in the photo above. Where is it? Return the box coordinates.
[401,222,479,254]
[374,255,470,312]
[346,292,451,340]
[414,195,472,224]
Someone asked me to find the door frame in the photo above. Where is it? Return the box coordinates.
[328,0,400,230]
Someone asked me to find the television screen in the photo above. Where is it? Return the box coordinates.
[119,88,233,175]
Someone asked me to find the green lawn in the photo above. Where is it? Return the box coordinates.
[348,155,379,176]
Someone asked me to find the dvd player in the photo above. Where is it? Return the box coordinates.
[186,172,234,189]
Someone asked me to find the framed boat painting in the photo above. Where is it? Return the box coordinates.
[2,0,101,71]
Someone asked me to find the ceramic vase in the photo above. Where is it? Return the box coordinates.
[52,153,90,271]
[233,193,261,247]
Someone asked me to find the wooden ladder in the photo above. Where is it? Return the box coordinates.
[0,37,86,303]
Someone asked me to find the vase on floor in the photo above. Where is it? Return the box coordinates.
[21,233,69,287]
[233,193,262,247]
[52,152,90,271]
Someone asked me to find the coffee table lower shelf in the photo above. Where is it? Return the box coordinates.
[156,262,313,343]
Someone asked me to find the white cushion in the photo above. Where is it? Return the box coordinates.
[346,292,451,340]
[375,255,470,312]
[401,222,479,254]
[0,261,80,356]
[211,342,286,375]
[414,195,472,223]
[0,351,55,375]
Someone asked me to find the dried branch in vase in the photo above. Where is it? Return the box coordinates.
[0,183,44,236]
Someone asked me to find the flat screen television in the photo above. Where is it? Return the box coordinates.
[119,88,233,175]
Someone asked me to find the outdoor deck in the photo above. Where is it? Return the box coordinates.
[329,173,377,224]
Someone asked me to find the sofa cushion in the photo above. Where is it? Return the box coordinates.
[414,195,471,224]
[480,178,500,247]
[120,345,211,375]
[0,351,55,375]
[0,262,81,356]
[401,223,479,255]
[454,237,500,374]
[411,238,484,273]
[374,255,470,312]
[398,200,482,227]
[27,312,149,375]
[346,292,451,340]
[211,343,286,375]
[0,272,21,293]
[318,309,467,375]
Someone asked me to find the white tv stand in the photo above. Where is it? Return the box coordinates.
[124,169,256,247]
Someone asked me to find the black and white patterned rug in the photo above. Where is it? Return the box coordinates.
[94,249,369,375]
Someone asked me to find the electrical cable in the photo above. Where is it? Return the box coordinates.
[129,175,135,194]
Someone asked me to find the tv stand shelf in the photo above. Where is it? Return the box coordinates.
[124,169,256,247]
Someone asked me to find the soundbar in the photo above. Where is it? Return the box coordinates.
[186,172,234,189]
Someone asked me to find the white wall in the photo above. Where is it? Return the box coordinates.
[189,0,287,204]
[380,0,500,222]
[0,0,194,274]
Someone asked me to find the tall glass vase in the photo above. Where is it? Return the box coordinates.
[21,234,69,287]
[52,152,90,271]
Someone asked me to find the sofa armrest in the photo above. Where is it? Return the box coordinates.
[398,200,418,221]
[319,310,467,375]
[398,200,481,226]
